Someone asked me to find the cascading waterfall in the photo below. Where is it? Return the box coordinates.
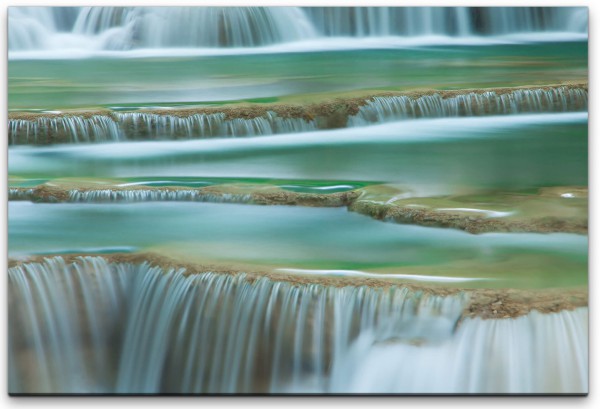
[8,115,123,145]
[306,7,472,37]
[306,7,588,37]
[349,87,588,126]
[8,7,80,51]
[8,188,35,201]
[8,257,132,393]
[7,2,589,398]
[8,86,587,145]
[9,7,318,51]
[116,111,317,140]
[330,308,588,394]
[8,7,587,52]
[68,189,253,204]
[8,111,317,145]
[8,256,588,394]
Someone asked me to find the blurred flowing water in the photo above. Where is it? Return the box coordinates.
[8,257,588,393]
[9,113,588,192]
[8,201,587,289]
[9,7,586,54]
[7,6,588,395]
[9,43,587,108]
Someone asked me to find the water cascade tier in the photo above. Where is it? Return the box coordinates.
[8,111,316,145]
[348,86,588,127]
[9,7,587,52]
[8,84,587,145]
[8,182,587,235]
[8,256,588,394]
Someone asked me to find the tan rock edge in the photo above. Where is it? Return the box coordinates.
[9,252,588,320]
[9,182,588,234]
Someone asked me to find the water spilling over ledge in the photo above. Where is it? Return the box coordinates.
[9,183,358,208]
[303,7,587,38]
[8,110,317,145]
[9,7,587,54]
[8,255,587,394]
[7,84,588,145]
[8,115,123,145]
[349,86,588,126]
[8,182,587,234]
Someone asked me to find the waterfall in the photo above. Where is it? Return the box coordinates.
[330,308,588,393]
[8,115,123,145]
[8,86,587,145]
[116,111,317,140]
[9,7,318,51]
[304,7,587,37]
[8,257,132,393]
[8,7,80,50]
[8,188,35,201]
[8,7,586,52]
[305,7,471,37]
[68,189,253,204]
[8,111,317,145]
[349,87,588,126]
[9,256,588,394]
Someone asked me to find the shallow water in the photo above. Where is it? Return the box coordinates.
[9,113,587,194]
[8,201,587,289]
[9,42,587,109]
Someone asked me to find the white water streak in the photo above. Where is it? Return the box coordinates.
[275,268,493,283]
